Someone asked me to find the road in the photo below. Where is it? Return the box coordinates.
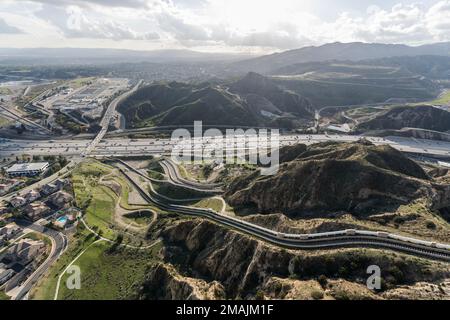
[9,220,67,300]
[2,134,450,160]
[117,161,450,263]
[83,80,143,156]
[0,104,52,134]
[160,159,223,193]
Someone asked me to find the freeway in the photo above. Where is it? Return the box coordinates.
[9,220,67,300]
[83,80,143,156]
[2,134,450,159]
[117,160,450,263]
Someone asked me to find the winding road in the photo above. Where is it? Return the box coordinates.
[10,220,67,300]
[159,159,223,193]
[116,160,450,263]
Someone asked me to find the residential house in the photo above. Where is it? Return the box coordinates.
[0,179,22,196]
[9,196,26,208]
[5,238,45,265]
[41,183,59,196]
[48,191,73,209]
[0,203,9,215]
[54,179,68,190]
[24,190,41,203]
[24,202,50,221]
[0,264,14,286]
[0,224,20,241]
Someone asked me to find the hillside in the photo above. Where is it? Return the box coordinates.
[266,60,439,107]
[135,217,450,300]
[357,105,450,133]
[232,42,450,74]
[229,72,314,118]
[225,140,449,216]
[118,73,314,128]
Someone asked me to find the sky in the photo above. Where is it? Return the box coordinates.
[0,0,449,53]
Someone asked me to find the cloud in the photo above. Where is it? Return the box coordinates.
[14,0,152,9]
[2,0,450,52]
[426,0,450,41]
[157,11,209,42]
[34,4,159,41]
[0,17,23,34]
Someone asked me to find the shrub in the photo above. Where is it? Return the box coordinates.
[311,290,324,300]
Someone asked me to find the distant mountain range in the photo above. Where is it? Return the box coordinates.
[232,42,450,74]
[0,48,255,65]
[2,41,450,68]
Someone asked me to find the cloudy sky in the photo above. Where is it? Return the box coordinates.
[0,0,449,53]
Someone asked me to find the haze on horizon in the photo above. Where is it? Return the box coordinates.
[0,0,449,54]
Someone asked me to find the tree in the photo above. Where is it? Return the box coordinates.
[318,275,328,289]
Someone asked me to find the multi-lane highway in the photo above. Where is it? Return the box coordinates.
[117,160,450,262]
[2,134,450,159]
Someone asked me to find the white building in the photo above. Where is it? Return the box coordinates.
[6,162,49,177]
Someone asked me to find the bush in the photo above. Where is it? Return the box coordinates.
[254,290,265,300]
[311,290,324,300]
[318,275,328,289]
[425,220,437,230]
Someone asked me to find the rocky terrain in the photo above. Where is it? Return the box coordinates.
[136,218,450,300]
[225,140,450,216]
[357,105,450,134]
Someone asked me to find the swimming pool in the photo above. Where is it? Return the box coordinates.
[56,216,68,223]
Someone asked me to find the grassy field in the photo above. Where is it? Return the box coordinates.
[190,198,224,212]
[0,87,12,95]
[123,211,155,226]
[0,290,10,300]
[72,161,118,240]
[68,77,96,88]
[152,181,207,200]
[53,241,161,300]
[430,90,450,106]
[30,223,162,300]
[0,115,11,127]
[84,186,118,240]
[30,225,99,300]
